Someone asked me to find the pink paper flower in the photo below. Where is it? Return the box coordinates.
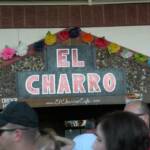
[0,47,16,60]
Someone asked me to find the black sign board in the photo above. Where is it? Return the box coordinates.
[16,44,126,98]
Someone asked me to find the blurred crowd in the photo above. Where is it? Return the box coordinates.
[0,100,149,150]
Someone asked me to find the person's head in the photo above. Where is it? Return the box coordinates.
[124,101,150,127]
[0,101,39,150]
[84,119,96,133]
[37,128,57,150]
[93,111,150,150]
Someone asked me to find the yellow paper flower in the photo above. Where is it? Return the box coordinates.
[44,31,56,45]
[107,43,121,54]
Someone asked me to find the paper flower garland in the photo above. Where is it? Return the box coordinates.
[0,27,150,69]
[58,31,69,42]
[16,41,28,56]
[108,43,121,54]
[81,33,94,43]
[44,31,56,45]
[94,38,109,49]
[0,47,16,60]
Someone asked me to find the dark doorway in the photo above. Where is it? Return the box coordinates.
[35,104,124,136]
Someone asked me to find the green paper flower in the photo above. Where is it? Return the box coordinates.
[134,53,148,63]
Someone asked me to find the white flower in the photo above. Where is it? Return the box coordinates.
[120,49,133,59]
[16,41,28,56]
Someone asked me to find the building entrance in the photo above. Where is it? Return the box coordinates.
[36,104,124,137]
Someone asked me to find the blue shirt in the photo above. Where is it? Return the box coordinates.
[72,133,97,150]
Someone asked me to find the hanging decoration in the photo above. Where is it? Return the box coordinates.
[57,30,69,42]
[81,33,94,43]
[107,43,121,54]
[134,53,148,63]
[0,46,16,60]
[33,40,45,52]
[120,49,133,59]
[16,41,28,56]
[94,37,109,49]
[69,27,81,38]
[44,31,56,45]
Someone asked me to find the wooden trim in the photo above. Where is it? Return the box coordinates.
[0,95,126,109]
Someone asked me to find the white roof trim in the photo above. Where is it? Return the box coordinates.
[0,0,150,6]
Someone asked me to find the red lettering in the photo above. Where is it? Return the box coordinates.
[57,49,70,67]
[42,74,55,94]
[72,74,86,93]
[103,73,116,92]
[87,73,101,93]
[57,74,71,94]
[25,75,40,95]
[72,48,85,67]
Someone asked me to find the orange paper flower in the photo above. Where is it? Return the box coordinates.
[81,33,94,43]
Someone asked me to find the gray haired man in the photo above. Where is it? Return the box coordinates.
[0,101,40,150]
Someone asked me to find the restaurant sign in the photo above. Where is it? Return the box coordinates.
[16,44,126,98]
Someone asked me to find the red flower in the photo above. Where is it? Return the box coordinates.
[94,38,109,49]
[58,31,69,41]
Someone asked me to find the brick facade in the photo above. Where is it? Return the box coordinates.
[0,3,149,28]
